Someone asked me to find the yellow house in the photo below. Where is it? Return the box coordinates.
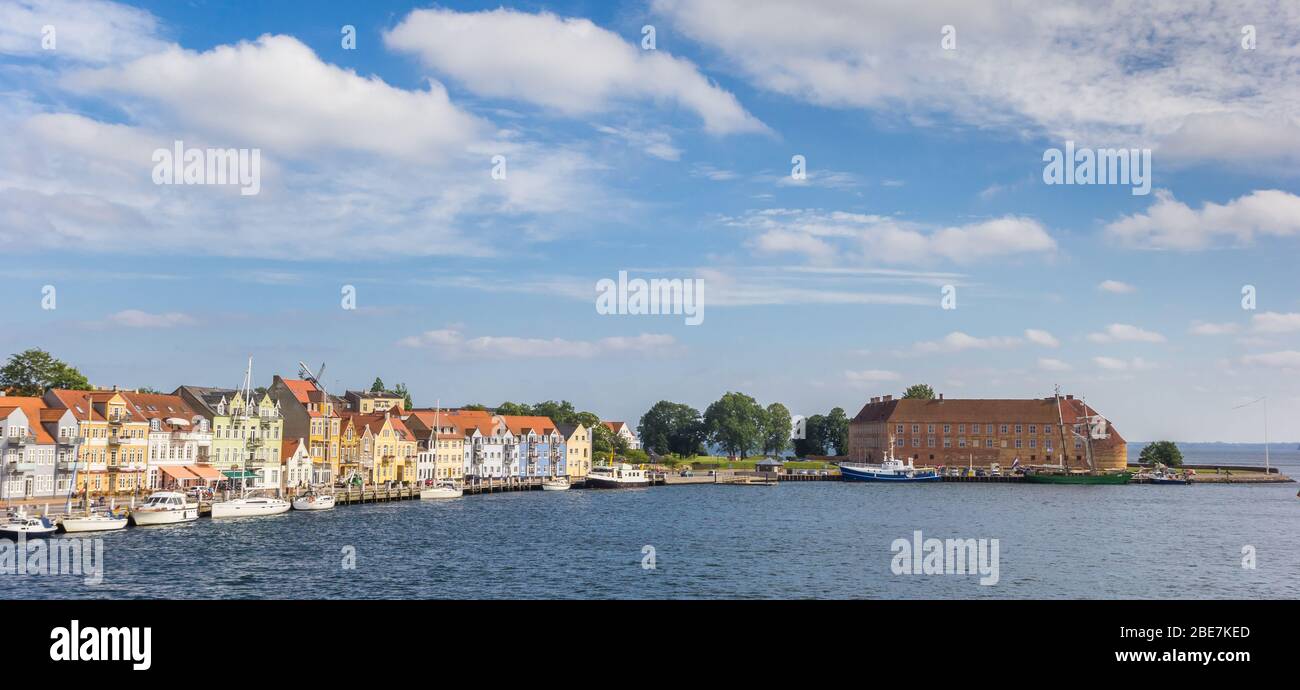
[270,377,340,485]
[344,412,417,485]
[45,389,150,496]
[404,410,465,482]
[557,422,591,479]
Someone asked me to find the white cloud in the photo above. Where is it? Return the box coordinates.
[1098,279,1135,294]
[845,369,901,386]
[397,328,675,358]
[66,34,485,158]
[0,0,167,63]
[1037,357,1072,372]
[1240,351,1300,370]
[1251,312,1300,334]
[595,125,682,161]
[913,332,1022,354]
[1189,321,1240,336]
[384,8,765,135]
[107,310,196,328]
[1093,356,1153,371]
[1105,190,1300,251]
[654,0,1300,167]
[1086,323,1165,344]
[733,208,1055,265]
[1024,329,1060,348]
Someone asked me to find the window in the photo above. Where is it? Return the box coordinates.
[958,424,965,434]
[911,437,920,447]
[912,424,920,434]
[943,439,952,448]
[1015,424,1023,434]
[986,424,994,434]
[927,436,935,448]
[985,439,994,448]
[1015,439,1023,448]
[1044,424,1052,434]
[896,424,904,434]
[1029,439,1037,448]
[958,438,967,448]
[927,424,935,433]
[1028,424,1037,434]
[999,424,1008,434]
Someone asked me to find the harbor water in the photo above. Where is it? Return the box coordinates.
[3,461,1298,599]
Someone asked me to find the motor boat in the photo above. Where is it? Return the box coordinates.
[210,492,291,518]
[291,490,336,511]
[586,463,650,488]
[131,492,200,526]
[839,445,940,482]
[0,510,58,538]
[542,477,571,491]
[420,482,463,499]
[60,510,129,533]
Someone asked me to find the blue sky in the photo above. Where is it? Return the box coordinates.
[2,0,1298,441]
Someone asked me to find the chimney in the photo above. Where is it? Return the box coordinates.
[883,394,893,402]
[939,393,944,400]
[1066,394,1074,400]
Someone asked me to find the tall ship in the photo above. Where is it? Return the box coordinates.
[1022,389,1131,485]
[840,440,940,482]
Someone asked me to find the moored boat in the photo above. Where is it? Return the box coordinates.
[420,482,464,499]
[60,510,129,533]
[586,463,650,488]
[0,510,58,538]
[1022,468,1131,485]
[131,491,200,525]
[291,490,335,511]
[840,442,940,482]
[541,477,571,491]
[211,493,291,518]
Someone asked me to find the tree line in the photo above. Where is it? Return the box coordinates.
[637,392,851,459]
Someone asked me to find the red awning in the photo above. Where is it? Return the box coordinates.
[185,465,222,481]
[159,465,200,481]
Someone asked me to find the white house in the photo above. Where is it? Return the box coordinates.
[281,438,312,494]
[602,421,640,450]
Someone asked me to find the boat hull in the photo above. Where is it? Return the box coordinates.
[292,495,335,510]
[210,500,291,518]
[585,476,649,489]
[131,507,199,525]
[420,488,463,499]
[60,516,129,533]
[541,480,571,491]
[1023,472,1131,485]
[840,465,940,482]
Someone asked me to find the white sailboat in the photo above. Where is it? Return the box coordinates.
[58,393,129,532]
[291,489,335,511]
[542,477,571,491]
[210,357,291,519]
[61,511,128,533]
[420,482,463,499]
[419,403,463,499]
[130,491,200,526]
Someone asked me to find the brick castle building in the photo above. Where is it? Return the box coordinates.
[847,393,1127,470]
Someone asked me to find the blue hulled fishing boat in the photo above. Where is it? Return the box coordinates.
[839,442,940,482]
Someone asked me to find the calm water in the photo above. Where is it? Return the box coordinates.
[4,476,1298,599]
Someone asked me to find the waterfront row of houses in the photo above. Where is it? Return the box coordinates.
[0,376,634,500]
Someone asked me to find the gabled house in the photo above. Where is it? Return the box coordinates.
[0,398,58,500]
[121,391,216,490]
[602,421,641,450]
[269,377,340,485]
[176,385,283,489]
[46,389,149,495]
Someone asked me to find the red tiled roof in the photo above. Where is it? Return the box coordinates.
[851,396,1126,450]
[0,397,55,443]
[500,415,558,436]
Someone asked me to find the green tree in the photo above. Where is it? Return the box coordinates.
[370,377,386,393]
[460,403,490,411]
[1138,441,1183,467]
[393,383,413,410]
[495,401,533,416]
[826,407,850,456]
[703,391,764,459]
[903,384,935,400]
[638,401,706,457]
[762,402,792,456]
[592,422,628,457]
[531,400,577,425]
[794,414,828,457]
[0,349,91,396]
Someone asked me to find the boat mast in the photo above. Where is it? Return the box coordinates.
[1054,385,1068,468]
